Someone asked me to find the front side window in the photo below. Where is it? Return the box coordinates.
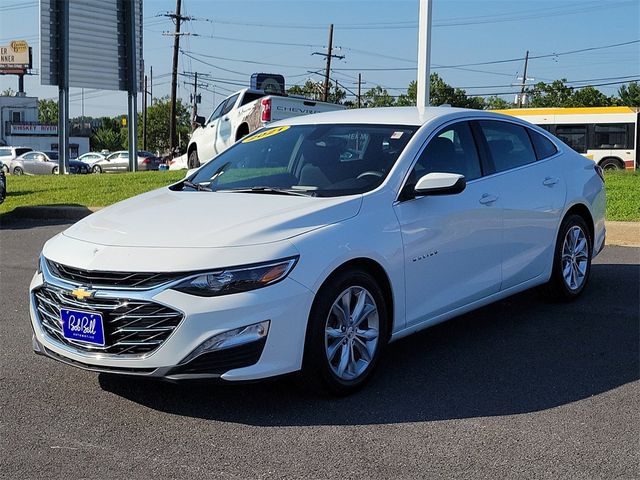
[556,125,587,154]
[478,120,537,172]
[22,152,37,160]
[411,122,482,181]
[188,124,417,197]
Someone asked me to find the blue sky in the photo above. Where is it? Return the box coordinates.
[1,0,638,118]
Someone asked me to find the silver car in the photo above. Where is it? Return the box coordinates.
[10,151,90,175]
[90,150,160,173]
[77,152,107,170]
[0,146,33,174]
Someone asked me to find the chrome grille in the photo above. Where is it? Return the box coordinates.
[47,260,181,289]
[34,285,184,355]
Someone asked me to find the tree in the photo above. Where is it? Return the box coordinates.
[527,79,573,107]
[287,80,345,104]
[484,96,512,110]
[138,96,191,154]
[391,75,484,109]
[618,82,640,106]
[569,86,613,107]
[91,127,124,152]
[38,98,59,124]
[362,85,395,107]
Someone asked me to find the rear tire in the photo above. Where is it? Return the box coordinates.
[13,167,23,175]
[188,150,200,169]
[302,269,388,395]
[599,157,624,171]
[540,214,592,301]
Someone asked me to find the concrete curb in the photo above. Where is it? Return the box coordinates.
[605,221,640,247]
[2,206,639,247]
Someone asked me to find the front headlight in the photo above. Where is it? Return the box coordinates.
[172,257,298,297]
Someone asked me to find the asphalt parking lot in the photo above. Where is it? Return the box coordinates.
[1,218,638,479]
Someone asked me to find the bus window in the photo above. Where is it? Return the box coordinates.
[556,125,587,153]
[594,124,628,149]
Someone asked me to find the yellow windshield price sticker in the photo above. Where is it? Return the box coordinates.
[243,125,290,143]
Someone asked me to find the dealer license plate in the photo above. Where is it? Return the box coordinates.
[61,308,105,346]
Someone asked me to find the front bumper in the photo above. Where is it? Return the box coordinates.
[30,260,315,381]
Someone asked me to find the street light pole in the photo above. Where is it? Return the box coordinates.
[417,0,433,110]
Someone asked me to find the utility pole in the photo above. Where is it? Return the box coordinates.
[517,50,530,108]
[357,73,362,108]
[161,0,185,155]
[150,65,153,106]
[182,71,209,127]
[192,71,198,120]
[312,24,345,102]
[143,74,148,150]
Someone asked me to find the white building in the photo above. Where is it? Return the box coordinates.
[0,94,90,157]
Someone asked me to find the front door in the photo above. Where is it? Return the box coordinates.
[215,93,240,154]
[393,121,503,327]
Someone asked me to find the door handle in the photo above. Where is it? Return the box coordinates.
[543,176,559,186]
[479,193,498,205]
[223,117,230,122]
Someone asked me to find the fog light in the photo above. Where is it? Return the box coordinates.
[180,320,270,364]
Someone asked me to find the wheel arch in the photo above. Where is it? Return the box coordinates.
[236,123,250,141]
[312,257,395,341]
[563,203,595,246]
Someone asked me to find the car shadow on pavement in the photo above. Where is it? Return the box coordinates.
[0,205,91,229]
[99,262,639,426]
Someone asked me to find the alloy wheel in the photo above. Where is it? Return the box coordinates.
[325,286,379,381]
[561,225,589,291]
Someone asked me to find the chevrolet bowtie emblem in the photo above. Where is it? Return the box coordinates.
[71,287,92,300]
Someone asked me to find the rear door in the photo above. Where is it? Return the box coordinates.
[475,120,566,289]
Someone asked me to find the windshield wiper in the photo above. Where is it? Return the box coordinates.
[183,180,212,192]
[220,186,314,197]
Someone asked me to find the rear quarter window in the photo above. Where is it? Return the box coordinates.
[528,129,558,160]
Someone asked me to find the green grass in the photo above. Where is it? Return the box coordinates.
[604,171,640,222]
[1,169,638,222]
[0,171,185,216]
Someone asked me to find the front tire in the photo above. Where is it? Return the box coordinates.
[302,269,388,395]
[188,149,200,169]
[92,165,102,174]
[13,166,23,175]
[52,166,59,175]
[541,214,592,301]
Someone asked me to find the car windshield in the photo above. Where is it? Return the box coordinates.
[188,124,417,197]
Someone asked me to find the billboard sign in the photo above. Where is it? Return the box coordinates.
[0,40,31,69]
[9,124,58,135]
[40,0,143,91]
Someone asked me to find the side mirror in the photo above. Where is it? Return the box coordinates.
[195,116,206,127]
[414,172,466,196]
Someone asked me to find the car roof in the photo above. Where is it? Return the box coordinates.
[272,106,475,127]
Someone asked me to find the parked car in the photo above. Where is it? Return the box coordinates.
[10,151,90,175]
[90,150,161,173]
[0,146,33,174]
[0,160,6,204]
[30,107,606,395]
[77,152,107,168]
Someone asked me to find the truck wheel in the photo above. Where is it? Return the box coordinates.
[188,150,200,169]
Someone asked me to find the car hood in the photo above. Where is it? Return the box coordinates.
[63,187,362,248]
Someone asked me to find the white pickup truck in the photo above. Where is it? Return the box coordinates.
[183,88,345,169]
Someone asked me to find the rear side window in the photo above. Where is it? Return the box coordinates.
[222,94,240,115]
[15,148,32,156]
[528,129,558,160]
[478,120,537,173]
[241,92,265,106]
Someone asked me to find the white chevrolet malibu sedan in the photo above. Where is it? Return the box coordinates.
[30,107,606,394]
